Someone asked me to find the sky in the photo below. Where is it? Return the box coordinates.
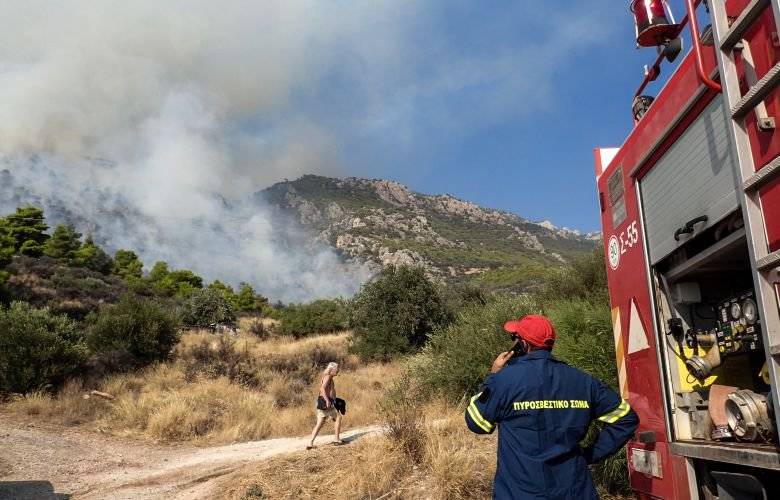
[270,0,679,233]
[240,0,684,233]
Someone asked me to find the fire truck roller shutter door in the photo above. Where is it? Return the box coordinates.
[640,97,740,265]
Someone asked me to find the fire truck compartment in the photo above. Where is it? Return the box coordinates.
[640,97,740,265]
[648,208,777,450]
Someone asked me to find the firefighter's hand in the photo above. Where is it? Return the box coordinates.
[491,351,514,374]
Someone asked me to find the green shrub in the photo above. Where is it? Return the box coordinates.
[349,265,450,361]
[86,295,180,368]
[409,295,536,399]
[536,247,608,306]
[261,303,281,319]
[591,447,630,495]
[439,283,488,319]
[278,299,347,338]
[0,302,88,393]
[181,288,236,328]
[546,299,616,387]
[207,281,269,314]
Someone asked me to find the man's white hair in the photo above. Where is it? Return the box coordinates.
[324,362,339,375]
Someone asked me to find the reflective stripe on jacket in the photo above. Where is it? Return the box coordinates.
[465,349,639,500]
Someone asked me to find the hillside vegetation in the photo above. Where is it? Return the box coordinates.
[0,200,626,499]
[259,175,599,293]
[6,330,395,444]
[0,205,275,393]
[224,248,629,499]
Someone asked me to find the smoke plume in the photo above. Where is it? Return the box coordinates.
[0,0,406,301]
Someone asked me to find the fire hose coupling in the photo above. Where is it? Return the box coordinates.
[685,342,722,380]
[726,389,775,442]
[685,330,721,380]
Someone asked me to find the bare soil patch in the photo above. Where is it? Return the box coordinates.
[0,414,378,499]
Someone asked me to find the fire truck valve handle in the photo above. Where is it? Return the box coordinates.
[674,215,708,241]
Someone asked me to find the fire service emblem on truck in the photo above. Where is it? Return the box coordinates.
[608,221,639,270]
[608,235,621,270]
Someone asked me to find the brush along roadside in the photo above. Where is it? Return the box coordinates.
[220,401,631,500]
[4,331,399,444]
[218,402,496,500]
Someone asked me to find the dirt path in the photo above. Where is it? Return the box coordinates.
[0,416,381,499]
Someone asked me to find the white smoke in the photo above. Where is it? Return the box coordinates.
[0,0,401,301]
[1,154,372,302]
[0,1,617,300]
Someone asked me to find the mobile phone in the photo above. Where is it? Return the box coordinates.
[510,338,527,357]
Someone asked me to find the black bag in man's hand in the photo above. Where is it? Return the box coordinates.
[334,398,346,415]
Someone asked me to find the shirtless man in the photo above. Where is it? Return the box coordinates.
[307,362,344,449]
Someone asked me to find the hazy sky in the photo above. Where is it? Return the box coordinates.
[319,0,679,232]
[243,0,669,232]
[0,0,681,235]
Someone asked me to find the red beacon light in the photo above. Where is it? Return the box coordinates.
[630,0,680,47]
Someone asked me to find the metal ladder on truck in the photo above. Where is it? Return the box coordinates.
[703,0,780,423]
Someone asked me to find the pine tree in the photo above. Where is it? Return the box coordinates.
[0,225,15,286]
[208,280,235,296]
[168,269,203,298]
[73,234,114,274]
[43,224,82,261]
[112,249,144,281]
[235,282,268,312]
[146,261,203,298]
[148,261,170,282]
[147,261,176,296]
[1,206,49,256]
[208,280,238,308]
[168,269,203,289]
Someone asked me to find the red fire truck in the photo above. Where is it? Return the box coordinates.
[594,0,780,497]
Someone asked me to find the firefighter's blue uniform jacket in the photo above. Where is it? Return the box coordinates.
[465,349,639,500]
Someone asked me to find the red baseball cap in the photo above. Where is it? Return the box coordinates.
[503,315,556,348]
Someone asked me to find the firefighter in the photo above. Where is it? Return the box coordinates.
[465,314,638,500]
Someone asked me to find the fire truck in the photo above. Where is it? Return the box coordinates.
[594,0,780,497]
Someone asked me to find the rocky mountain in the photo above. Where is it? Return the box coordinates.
[1,156,600,296]
[257,175,600,292]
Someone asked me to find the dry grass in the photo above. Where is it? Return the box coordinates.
[222,435,411,500]
[219,403,498,500]
[220,401,630,500]
[421,406,495,499]
[237,315,279,329]
[4,331,398,444]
